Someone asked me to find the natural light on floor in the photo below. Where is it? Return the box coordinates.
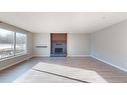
[14,62,107,83]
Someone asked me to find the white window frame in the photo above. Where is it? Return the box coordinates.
[15,32,27,55]
[0,28,27,61]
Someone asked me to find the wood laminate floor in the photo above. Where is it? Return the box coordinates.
[0,57,127,83]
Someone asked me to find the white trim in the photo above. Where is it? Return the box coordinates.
[90,55,127,72]
[0,53,29,62]
[33,55,50,57]
[67,55,91,57]
[33,54,90,57]
[0,56,33,71]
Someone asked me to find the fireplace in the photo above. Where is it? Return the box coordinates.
[50,33,67,57]
[55,48,63,54]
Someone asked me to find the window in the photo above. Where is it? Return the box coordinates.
[0,29,14,59]
[16,32,27,54]
[0,28,27,60]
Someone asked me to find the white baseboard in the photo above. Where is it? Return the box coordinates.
[90,55,127,73]
[33,55,50,57]
[33,54,91,57]
[0,56,33,71]
[67,55,91,57]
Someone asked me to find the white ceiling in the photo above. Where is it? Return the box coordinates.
[0,12,127,33]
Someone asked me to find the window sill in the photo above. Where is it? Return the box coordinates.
[0,53,28,62]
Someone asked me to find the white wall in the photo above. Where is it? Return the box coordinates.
[67,33,90,56]
[91,20,127,71]
[1,20,127,72]
[33,33,90,57]
[0,23,33,70]
[33,33,50,56]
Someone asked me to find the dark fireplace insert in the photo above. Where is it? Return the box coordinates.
[55,48,63,54]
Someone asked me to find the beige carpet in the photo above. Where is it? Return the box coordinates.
[14,62,107,83]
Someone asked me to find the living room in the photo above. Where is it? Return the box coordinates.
[0,12,127,83]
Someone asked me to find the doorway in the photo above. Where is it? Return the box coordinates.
[50,33,67,57]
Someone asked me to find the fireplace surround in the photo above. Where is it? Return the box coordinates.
[50,33,67,57]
